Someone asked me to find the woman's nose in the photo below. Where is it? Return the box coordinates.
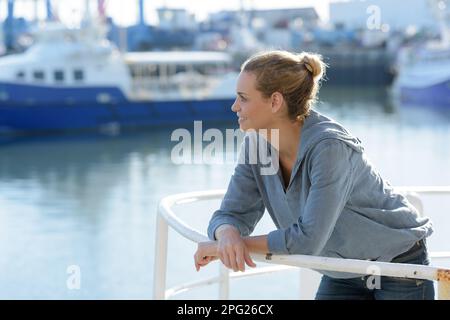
[231,98,239,112]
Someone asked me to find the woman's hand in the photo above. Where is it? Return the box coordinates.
[194,241,219,271]
[215,225,256,272]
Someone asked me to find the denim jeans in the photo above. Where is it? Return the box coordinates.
[315,241,435,300]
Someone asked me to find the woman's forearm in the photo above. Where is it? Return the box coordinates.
[200,235,269,257]
[243,235,269,254]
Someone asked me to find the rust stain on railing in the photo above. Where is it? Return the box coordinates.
[437,269,450,300]
[438,269,450,282]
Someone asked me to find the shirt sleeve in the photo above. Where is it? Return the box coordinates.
[207,138,265,240]
[267,139,355,255]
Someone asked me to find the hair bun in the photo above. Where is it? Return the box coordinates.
[302,54,325,80]
[304,61,313,73]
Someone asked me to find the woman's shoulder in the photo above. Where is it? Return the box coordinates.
[308,138,355,161]
[301,111,364,160]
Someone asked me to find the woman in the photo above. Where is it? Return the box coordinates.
[193,50,434,300]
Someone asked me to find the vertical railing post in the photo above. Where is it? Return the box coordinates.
[438,269,450,300]
[298,268,303,300]
[298,267,321,300]
[218,263,230,300]
[153,211,169,300]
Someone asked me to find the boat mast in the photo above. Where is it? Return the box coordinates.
[138,0,145,26]
[46,0,54,21]
[4,0,14,51]
[429,0,450,47]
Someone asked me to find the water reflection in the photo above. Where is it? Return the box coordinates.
[321,86,394,112]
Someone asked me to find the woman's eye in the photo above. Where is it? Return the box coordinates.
[239,96,247,102]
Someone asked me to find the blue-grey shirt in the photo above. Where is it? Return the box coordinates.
[207,109,433,278]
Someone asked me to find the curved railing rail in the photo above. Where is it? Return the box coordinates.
[153,187,450,300]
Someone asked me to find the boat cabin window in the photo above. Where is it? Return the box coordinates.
[129,62,226,80]
[54,70,65,83]
[130,64,159,77]
[74,69,84,82]
[33,70,45,81]
[16,71,25,80]
[193,64,219,75]
[175,65,187,73]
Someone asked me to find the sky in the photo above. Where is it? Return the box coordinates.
[0,0,335,26]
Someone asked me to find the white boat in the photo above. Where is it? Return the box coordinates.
[392,0,450,107]
[0,20,238,133]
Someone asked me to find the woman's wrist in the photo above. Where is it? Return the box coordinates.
[200,241,219,256]
[214,224,240,240]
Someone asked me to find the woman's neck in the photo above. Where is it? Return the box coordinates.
[265,119,303,161]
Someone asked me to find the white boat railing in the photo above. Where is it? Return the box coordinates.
[153,187,450,300]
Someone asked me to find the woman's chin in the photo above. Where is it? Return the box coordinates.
[239,124,251,132]
[238,119,256,132]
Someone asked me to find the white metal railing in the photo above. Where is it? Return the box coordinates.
[153,187,450,300]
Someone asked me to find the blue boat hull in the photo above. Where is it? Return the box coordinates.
[399,79,450,107]
[0,82,236,133]
[0,99,237,132]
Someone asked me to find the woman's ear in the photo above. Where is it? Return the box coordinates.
[271,92,284,113]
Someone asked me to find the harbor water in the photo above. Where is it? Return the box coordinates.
[0,86,449,299]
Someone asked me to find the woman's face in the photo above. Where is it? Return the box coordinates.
[231,72,275,132]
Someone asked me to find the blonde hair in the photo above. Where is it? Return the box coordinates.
[241,50,326,122]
